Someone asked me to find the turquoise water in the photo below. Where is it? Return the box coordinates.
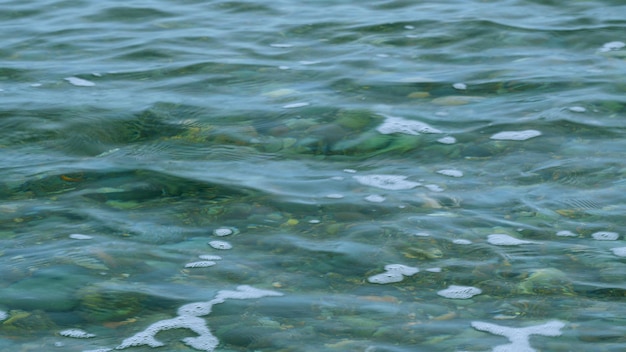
[1,0,626,351]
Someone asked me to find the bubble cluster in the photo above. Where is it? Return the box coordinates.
[184,261,217,268]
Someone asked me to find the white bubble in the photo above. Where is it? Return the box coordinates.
[64,77,95,87]
[452,83,467,90]
[364,194,386,203]
[385,264,419,276]
[308,219,321,224]
[325,193,344,199]
[556,230,577,237]
[69,233,93,240]
[568,106,586,113]
[353,174,421,190]
[453,239,472,245]
[437,136,456,144]
[213,227,237,237]
[299,60,321,65]
[599,41,625,52]
[437,169,463,177]
[487,234,535,246]
[282,102,309,109]
[208,240,232,250]
[404,25,415,29]
[376,114,442,135]
[592,231,619,241]
[490,130,541,141]
[278,65,290,70]
[59,328,95,338]
[343,168,357,173]
[437,285,482,299]
[610,247,626,257]
[412,232,431,237]
[185,261,217,268]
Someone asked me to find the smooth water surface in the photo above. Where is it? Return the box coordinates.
[1,0,626,351]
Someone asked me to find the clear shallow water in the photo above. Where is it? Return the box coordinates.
[1,0,626,351]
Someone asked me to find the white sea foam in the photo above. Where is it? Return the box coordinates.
[599,41,625,52]
[213,227,236,237]
[437,136,456,144]
[453,239,472,245]
[282,102,309,109]
[471,320,565,352]
[364,194,386,203]
[487,234,535,246]
[368,264,419,284]
[610,247,626,257]
[453,82,467,90]
[556,230,577,237]
[64,76,95,87]
[199,255,222,261]
[208,240,232,250]
[437,285,482,299]
[490,130,541,141]
[69,233,93,240]
[591,231,619,241]
[116,285,282,351]
[185,261,217,268]
[437,169,463,177]
[376,114,442,135]
[353,174,421,190]
[59,328,95,338]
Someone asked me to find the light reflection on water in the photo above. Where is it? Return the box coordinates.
[1,0,626,351]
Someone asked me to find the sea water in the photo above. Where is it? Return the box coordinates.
[1,0,626,351]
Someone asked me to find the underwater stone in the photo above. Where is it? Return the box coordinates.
[490,130,541,141]
[354,174,421,190]
[471,320,565,352]
[591,231,619,241]
[59,328,95,338]
[437,285,482,299]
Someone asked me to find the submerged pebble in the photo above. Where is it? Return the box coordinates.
[490,130,541,141]
[437,285,482,299]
